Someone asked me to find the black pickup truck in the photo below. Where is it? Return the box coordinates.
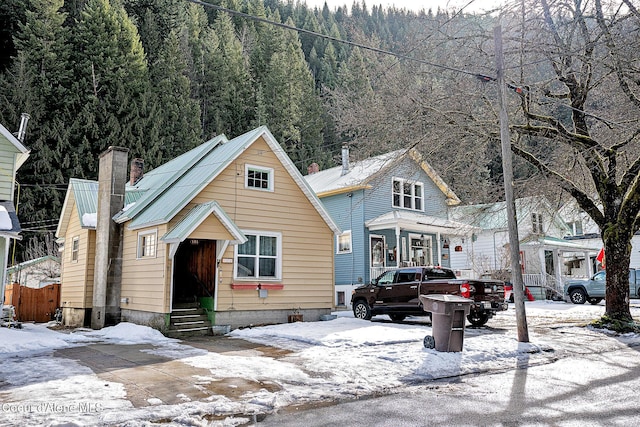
[351,266,508,326]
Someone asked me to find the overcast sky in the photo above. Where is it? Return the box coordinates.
[302,0,503,13]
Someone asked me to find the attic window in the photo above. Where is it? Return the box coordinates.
[246,164,274,191]
[532,213,544,233]
[392,178,423,211]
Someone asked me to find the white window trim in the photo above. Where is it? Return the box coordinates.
[137,229,158,259]
[234,230,282,281]
[71,236,79,263]
[245,164,274,192]
[336,230,352,254]
[392,177,424,211]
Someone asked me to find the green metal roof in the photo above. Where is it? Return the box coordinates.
[113,126,338,234]
[59,126,340,238]
[70,178,99,228]
[161,201,246,244]
[7,255,60,274]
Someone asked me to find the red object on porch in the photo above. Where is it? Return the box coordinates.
[525,286,535,301]
[596,248,606,269]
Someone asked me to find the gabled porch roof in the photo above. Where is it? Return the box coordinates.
[365,210,478,236]
[161,201,246,245]
[519,235,600,252]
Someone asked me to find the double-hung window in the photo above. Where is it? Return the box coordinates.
[71,237,79,262]
[337,230,352,254]
[235,231,281,279]
[137,230,157,258]
[532,213,543,233]
[392,178,423,210]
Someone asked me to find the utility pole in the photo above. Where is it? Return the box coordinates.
[494,25,529,342]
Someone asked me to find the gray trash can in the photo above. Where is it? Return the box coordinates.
[419,294,473,352]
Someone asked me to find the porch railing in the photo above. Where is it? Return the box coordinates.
[370,266,390,281]
[522,273,564,300]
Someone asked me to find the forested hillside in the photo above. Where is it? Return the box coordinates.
[0,0,489,258]
[0,0,533,259]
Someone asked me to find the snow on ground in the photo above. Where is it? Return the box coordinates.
[1,301,640,426]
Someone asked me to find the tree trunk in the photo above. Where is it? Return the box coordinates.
[603,229,633,322]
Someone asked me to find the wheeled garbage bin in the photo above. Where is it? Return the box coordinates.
[419,294,473,352]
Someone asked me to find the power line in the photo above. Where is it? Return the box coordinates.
[185,0,488,80]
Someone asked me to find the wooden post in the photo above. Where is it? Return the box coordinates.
[494,25,529,343]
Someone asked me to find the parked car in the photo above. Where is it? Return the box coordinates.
[564,269,640,304]
[351,266,508,326]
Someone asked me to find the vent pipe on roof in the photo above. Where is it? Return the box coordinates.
[16,113,30,143]
[341,144,350,176]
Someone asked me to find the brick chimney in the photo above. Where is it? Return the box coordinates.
[307,162,320,175]
[129,158,144,185]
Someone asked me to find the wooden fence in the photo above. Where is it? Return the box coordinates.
[4,282,60,323]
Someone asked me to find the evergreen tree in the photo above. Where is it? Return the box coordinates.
[201,11,253,138]
[148,29,201,164]
[260,15,325,168]
[67,0,152,174]
[0,0,73,258]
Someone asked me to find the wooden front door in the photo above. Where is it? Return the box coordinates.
[173,240,217,304]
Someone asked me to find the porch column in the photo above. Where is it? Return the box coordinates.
[584,251,593,277]
[395,225,401,266]
[537,246,547,287]
[436,232,442,266]
[554,249,562,292]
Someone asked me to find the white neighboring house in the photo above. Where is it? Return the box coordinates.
[559,199,640,272]
[449,196,600,299]
[6,255,61,288]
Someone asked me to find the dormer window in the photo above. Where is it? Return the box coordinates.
[392,178,423,211]
[246,164,274,191]
[566,220,583,236]
[532,213,544,233]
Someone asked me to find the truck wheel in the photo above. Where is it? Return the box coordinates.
[467,312,489,327]
[588,298,603,305]
[389,314,406,322]
[353,301,372,320]
[569,289,587,304]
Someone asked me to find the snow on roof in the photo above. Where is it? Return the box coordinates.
[305,149,406,195]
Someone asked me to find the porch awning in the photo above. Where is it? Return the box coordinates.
[161,201,246,245]
[0,201,22,240]
[519,235,600,252]
[365,210,478,236]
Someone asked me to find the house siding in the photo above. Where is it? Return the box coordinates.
[0,138,17,200]
[59,203,95,308]
[192,137,334,312]
[120,224,169,314]
[322,190,366,286]
[363,157,449,222]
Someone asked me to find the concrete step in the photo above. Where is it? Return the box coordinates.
[165,305,211,338]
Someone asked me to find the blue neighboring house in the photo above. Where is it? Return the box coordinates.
[304,147,476,307]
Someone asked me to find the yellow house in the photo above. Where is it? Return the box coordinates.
[56,126,339,334]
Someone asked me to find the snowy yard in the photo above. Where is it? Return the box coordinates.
[1,301,640,426]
